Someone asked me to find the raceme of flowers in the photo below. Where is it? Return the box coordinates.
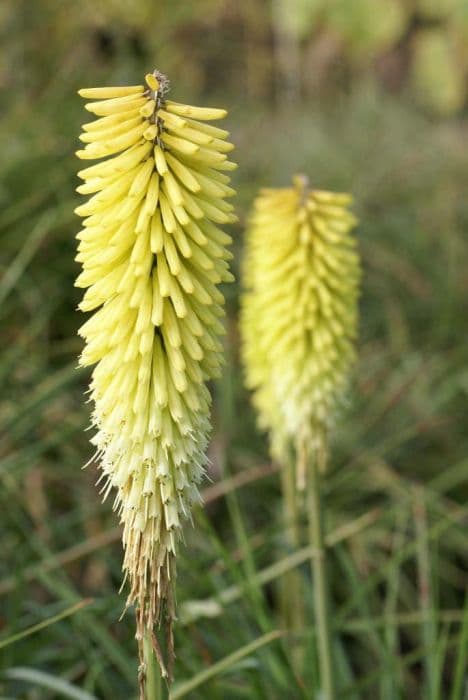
[75,70,236,682]
[241,175,360,479]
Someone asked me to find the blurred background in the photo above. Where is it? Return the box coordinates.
[1,1,468,698]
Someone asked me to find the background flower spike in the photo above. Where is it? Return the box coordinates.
[75,69,235,696]
[240,174,361,480]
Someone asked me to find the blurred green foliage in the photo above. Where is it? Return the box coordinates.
[326,0,407,56]
[1,1,468,699]
[2,0,468,114]
[412,28,466,116]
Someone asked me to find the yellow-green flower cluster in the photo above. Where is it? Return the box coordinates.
[74,71,236,675]
[241,176,360,472]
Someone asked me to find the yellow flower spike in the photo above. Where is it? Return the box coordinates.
[75,69,235,693]
[240,175,361,477]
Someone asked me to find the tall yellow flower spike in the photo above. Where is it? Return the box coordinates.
[241,175,360,481]
[75,70,236,685]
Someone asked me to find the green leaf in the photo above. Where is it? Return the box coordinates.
[3,667,98,700]
[170,630,283,699]
[0,599,92,650]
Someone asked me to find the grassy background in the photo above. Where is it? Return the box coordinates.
[1,1,468,698]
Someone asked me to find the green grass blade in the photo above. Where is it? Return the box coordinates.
[450,593,468,700]
[3,667,98,700]
[0,599,92,650]
[170,631,282,699]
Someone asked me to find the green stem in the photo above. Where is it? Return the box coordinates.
[143,633,164,700]
[306,440,336,700]
[279,458,305,677]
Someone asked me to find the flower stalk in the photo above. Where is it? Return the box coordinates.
[279,458,305,676]
[142,632,163,700]
[305,437,335,699]
[75,69,236,693]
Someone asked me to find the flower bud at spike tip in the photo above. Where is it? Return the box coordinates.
[75,69,235,693]
[240,176,360,482]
